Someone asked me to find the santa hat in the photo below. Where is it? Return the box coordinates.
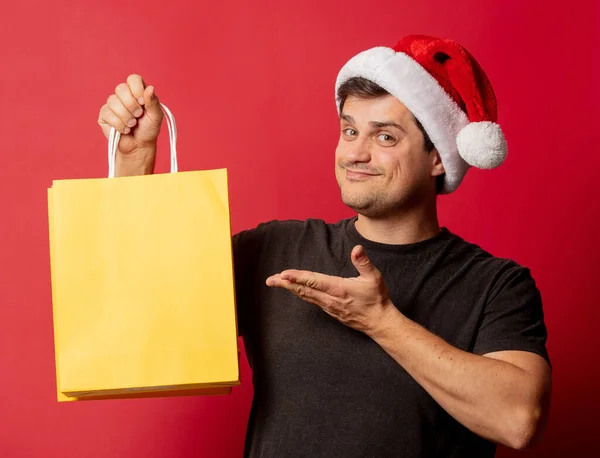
[335,34,507,193]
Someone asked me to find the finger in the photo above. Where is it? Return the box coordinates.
[267,276,335,308]
[279,270,344,297]
[106,94,137,131]
[142,85,163,122]
[265,273,281,286]
[126,74,146,105]
[115,82,143,118]
[98,104,130,135]
[351,245,379,279]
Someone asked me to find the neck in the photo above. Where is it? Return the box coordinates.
[354,200,441,245]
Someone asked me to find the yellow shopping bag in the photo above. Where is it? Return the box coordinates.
[48,104,240,402]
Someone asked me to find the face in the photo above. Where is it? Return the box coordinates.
[335,95,444,218]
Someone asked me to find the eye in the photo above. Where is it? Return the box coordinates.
[378,133,395,143]
[342,128,357,136]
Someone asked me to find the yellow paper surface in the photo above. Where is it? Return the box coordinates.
[48,169,239,400]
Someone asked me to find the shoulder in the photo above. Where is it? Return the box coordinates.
[445,230,540,299]
[451,234,550,363]
[233,217,347,245]
[231,218,350,270]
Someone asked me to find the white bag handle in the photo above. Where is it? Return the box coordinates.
[108,103,178,178]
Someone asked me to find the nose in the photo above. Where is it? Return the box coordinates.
[344,137,372,164]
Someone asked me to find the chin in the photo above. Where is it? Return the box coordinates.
[341,191,387,218]
[340,185,420,218]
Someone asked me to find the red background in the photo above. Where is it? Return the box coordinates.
[1,0,598,457]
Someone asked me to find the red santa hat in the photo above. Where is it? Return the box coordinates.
[335,34,507,193]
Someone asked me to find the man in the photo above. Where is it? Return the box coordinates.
[98,35,551,457]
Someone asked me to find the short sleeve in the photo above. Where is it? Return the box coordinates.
[472,264,551,367]
[232,228,262,337]
[232,222,277,337]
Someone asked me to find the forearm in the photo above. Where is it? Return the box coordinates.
[367,306,546,450]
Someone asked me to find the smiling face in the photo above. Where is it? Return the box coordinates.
[335,94,445,218]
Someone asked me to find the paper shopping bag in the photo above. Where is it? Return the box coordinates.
[48,104,240,401]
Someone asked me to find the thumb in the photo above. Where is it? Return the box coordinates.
[142,85,163,119]
[351,245,378,278]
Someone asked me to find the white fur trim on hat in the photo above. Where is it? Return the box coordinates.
[335,47,471,193]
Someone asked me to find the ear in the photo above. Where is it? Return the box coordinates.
[429,149,445,178]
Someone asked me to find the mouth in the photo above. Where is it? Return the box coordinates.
[345,169,379,180]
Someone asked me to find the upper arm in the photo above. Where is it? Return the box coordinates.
[472,263,551,367]
[232,229,260,337]
[231,220,284,337]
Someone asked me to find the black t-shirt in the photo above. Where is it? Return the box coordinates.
[232,217,549,458]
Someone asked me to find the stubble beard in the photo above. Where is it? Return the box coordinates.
[338,176,428,218]
[339,183,401,218]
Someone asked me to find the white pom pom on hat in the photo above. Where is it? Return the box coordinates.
[457,121,507,170]
[335,35,508,193]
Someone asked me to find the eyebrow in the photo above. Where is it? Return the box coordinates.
[340,114,356,124]
[370,121,406,133]
[340,114,407,133]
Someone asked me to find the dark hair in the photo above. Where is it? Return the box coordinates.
[337,77,445,193]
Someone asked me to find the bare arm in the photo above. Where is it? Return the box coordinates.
[367,307,552,450]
